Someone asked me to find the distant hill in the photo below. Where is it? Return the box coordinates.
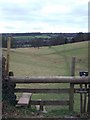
[2,32,89,48]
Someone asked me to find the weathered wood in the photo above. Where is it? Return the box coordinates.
[17,98,30,106]
[69,57,75,111]
[83,84,87,112]
[17,93,32,107]
[69,83,74,111]
[15,88,89,94]
[2,56,6,79]
[36,99,42,111]
[6,37,11,76]
[87,84,90,115]
[80,84,83,113]
[78,84,88,113]
[30,100,69,105]
[9,76,90,83]
[14,88,70,93]
[36,99,44,111]
[6,74,90,114]
[70,57,76,76]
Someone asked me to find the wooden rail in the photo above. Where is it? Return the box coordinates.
[15,88,88,93]
[15,88,70,93]
[9,76,89,83]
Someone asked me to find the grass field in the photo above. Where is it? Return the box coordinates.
[13,35,51,41]
[3,41,88,118]
[3,41,88,76]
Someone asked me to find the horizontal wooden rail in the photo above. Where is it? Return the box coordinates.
[15,88,70,93]
[14,88,89,93]
[9,76,90,84]
[30,100,69,105]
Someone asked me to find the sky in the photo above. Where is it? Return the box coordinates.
[0,0,89,33]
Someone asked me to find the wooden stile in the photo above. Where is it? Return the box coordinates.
[16,93,32,107]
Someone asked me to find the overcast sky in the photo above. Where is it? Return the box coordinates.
[0,0,89,33]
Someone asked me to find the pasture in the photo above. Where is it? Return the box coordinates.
[3,41,88,76]
[3,41,88,118]
[13,35,51,41]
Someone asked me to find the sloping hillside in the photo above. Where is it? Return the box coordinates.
[3,41,88,76]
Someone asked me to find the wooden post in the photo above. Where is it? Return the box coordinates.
[69,83,74,111]
[70,57,76,76]
[6,36,11,76]
[83,84,87,112]
[69,57,75,111]
[80,84,83,113]
[39,100,44,112]
[87,84,90,116]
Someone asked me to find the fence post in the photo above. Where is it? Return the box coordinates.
[87,84,90,116]
[69,57,75,111]
[6,36,11,76]
[70,57,76,76]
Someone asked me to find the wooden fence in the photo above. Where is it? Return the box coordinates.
[9,76,90,113]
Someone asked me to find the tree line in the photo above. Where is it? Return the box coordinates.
[2,32,89,48]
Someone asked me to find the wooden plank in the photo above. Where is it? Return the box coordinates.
[14,88,70,93]
[30,100,69,105]
[17,93,32,107]
[10,76,90,84]
[17,98,30,105]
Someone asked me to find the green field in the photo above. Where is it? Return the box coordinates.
[13,35,51,41]
[3,41,88,118]
[3,41,88,76]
